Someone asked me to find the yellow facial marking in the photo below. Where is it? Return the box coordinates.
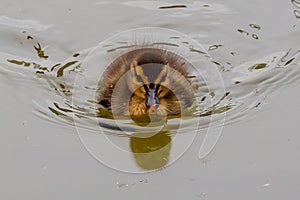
[133,86,146,99]
[130,61,143,91]
[154,64,168,84]
[135,65,149,84]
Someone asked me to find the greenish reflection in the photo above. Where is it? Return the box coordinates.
[56,61,79,77]
[248,63,267,71]
[130,131,171,170]
[34,43,49,59]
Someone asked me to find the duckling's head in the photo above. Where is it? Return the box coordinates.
[98,48,194,119]
[128,52,173,117]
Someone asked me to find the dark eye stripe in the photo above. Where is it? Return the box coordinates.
[143,84,148,91]
[155,84,160,93]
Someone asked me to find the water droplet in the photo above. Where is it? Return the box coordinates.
[252,34,259,40]
[262,182,271,188]
[116,182,129,188]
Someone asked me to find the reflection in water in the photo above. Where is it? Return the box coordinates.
[130,131,171,170]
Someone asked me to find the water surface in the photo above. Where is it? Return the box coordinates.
[0,0,300,199]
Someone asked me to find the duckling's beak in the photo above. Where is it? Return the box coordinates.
[146,88,159,110]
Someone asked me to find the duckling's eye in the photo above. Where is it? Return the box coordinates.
[157,89,166,98]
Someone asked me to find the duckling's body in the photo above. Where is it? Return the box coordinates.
[97,48,194,118]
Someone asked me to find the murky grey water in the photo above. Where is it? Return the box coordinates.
[1,0,300,199]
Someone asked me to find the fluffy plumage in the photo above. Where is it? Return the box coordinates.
[97,48,195,118]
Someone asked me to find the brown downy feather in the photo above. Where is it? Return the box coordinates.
[97,48,195,117]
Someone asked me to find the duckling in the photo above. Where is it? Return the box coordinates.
[97,48,195,118]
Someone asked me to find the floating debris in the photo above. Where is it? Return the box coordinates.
[255,102,261,108]
[285,57,295,66]
[208,44,223,51]
[34,43,49,59]
[50,63,61,71]
[189,45,206,54]
[159,5,187,9]
[7,59,30,67]
[249,23,261,30]
[57,61,78,77]
[237,29,250,36]
[200,96,206,102]
[73,53,80,57]
[7,59,50,73]
[211,61,221,66]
